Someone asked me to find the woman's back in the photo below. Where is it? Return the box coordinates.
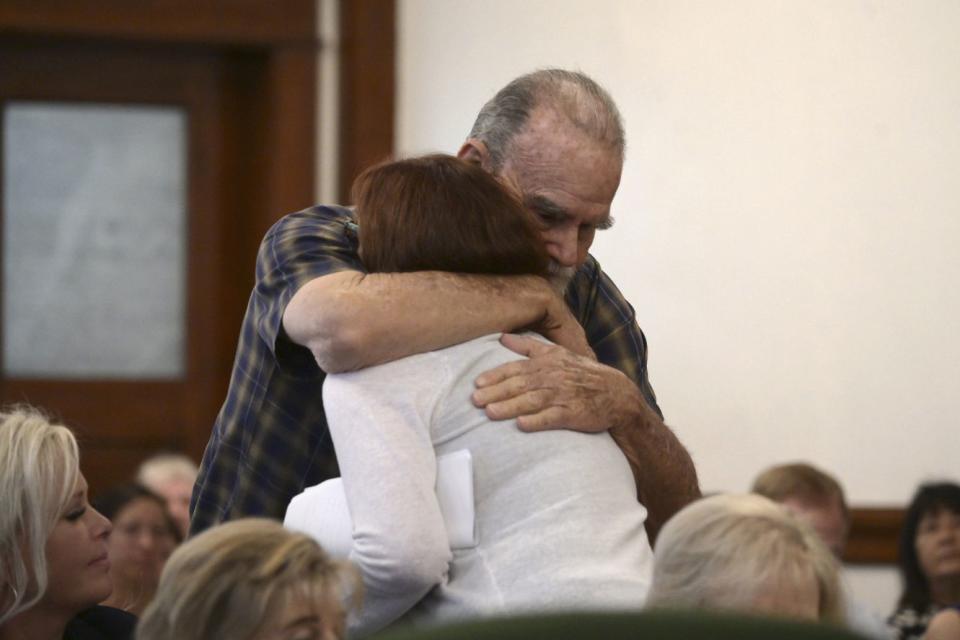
[324,333,651,633]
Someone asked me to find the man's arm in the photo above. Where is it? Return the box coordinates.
[472,334,700,542]
[282,270,592,373]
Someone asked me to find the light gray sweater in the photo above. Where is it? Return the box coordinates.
[323,333,652,637]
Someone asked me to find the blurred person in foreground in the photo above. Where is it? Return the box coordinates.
[0,405,135,640]
[646,493,844,624]
[753,461,891,638]
[136,518,352,640]
[92,484,179,617]
[888,482,960,640]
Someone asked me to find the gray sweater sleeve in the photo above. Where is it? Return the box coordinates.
[322,355,453,637]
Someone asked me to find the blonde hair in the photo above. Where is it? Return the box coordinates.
[137,518,354,640]
[647,494,844,623]
[0,405,80,624]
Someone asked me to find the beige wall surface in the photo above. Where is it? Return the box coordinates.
[397,0,959,504]
[396,0,960,614]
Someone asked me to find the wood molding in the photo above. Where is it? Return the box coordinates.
[0,2,317,495]
[845,507,904,565]
[0,0,315,46]
[338,0,396,201]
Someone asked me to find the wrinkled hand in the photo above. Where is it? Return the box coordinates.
[472,333,640,432]
[534,294,595,359]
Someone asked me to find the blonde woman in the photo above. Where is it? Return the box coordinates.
[0,405,135,640]
[647,493,843,623]
[136,519,352,640]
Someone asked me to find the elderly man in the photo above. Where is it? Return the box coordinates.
[190,69,700,540]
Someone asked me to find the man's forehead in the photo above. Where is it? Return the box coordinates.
[503,143,620,220]
[523,192,611,226]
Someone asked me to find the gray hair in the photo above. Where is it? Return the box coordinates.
[0,405,80,624]
[137,452,198,488]
[467,69,625,171]
[647,493,844,623]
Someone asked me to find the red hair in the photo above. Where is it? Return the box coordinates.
[351,154,549,276]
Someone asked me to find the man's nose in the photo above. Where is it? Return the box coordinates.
[545,228,580,267]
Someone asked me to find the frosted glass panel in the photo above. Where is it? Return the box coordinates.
[2,102,187,378]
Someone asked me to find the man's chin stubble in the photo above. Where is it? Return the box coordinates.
[548,262,576,296]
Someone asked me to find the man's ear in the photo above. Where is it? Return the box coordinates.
[457,139,493,170]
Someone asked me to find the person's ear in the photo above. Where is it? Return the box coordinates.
[457,139,494,171]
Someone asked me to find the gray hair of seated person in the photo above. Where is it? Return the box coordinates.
[136,452,198,489]
[467,69,626,171]
[136,518,356,640]
[647,493,844,623]
[0,405,80,624]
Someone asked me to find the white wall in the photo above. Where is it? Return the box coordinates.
[397,0,959,502]
[397,0,960,614]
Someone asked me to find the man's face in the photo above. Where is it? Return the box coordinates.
[780,496,849,559]
[495,107,622,287]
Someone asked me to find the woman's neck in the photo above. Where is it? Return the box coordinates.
[101,576,154,617]
[0,602,72,640]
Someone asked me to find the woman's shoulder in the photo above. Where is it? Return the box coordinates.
[925,609,960,640]
[63,606,137,640]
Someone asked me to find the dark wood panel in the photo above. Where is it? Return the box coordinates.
[2,381,185,441]
[845,507,904,565]
[82,443,183,499]
[339,0,395,200]
[0,0,315,46]
[0,41,230,458]
[1,12,318,468]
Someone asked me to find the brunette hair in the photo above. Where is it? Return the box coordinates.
[92,483,182,544]
[351,154,550,277]
[896,482,960,609]
[752,462,849,520]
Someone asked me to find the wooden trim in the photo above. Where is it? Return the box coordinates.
[0,0,315,46]
[338,0,396,201]
[0,5,318,492]
[845,507,904,565]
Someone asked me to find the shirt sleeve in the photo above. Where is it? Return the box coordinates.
[252,206,364,376]
[322,356,453,637]
[568,256,663,419]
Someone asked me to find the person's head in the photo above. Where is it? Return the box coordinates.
[751,462,850,559]
[352,153,552,283]
[0,405,112,626]
[896,482,960,609]
[459,69,624,281]
[647,494,843,623]
[92,483,179,606]
[136,453,198,538]
[137,518,353,640]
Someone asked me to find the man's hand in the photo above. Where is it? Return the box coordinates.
[530,297,595,360]
[472,333,634,433]
[473,332,700,542]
